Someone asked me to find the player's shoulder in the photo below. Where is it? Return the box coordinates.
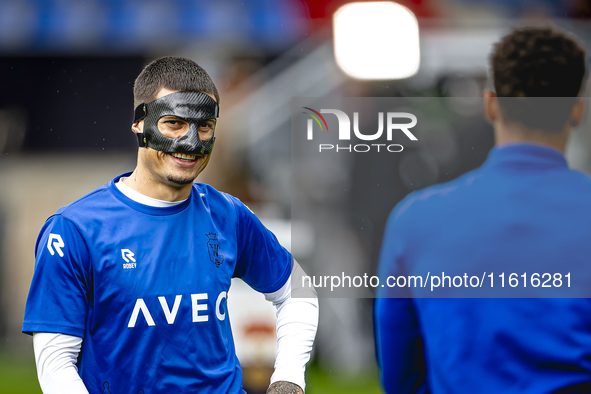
[394,169,481,220]
[566,168,591,188]
[38,183,112,246]
[192,183,252,216]
[557,168,591,208]
[53,182,113,221]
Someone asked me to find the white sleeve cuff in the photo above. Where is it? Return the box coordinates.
[264,260,319,391]
[33,332,89,394]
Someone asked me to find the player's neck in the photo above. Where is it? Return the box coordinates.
[494,121,570,152]
[122,169,193,202]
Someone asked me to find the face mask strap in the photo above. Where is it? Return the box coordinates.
[134,103,147,123]
[133,104,149,147]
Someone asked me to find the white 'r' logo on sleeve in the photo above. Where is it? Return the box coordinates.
[47,233,65,257]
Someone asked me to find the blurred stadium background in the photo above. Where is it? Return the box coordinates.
[0,0,590,392]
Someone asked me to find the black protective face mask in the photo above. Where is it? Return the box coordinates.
[133,91,219,156]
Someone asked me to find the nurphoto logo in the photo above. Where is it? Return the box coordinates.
[302,107,418,153]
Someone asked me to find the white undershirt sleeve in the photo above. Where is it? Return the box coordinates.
[33,332,89,394]
[264,260,319,392]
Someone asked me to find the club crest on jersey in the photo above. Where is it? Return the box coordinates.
[101,381,144,393]
[206,232,224,267]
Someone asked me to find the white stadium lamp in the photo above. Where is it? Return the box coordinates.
[333,1,420,80]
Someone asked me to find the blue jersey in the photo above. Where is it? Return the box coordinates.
[375,144,591,393]
[23,173,292,393]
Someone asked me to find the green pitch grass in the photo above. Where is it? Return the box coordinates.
[306,362,382,394]
[0,351,381,394]
[0,351,41,394]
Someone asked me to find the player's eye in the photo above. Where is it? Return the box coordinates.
[197,119,216,130]
[158,118,186,127]
[196,119,215,140]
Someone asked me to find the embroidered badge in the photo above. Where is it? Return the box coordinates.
[206,233,224,268]
[102,381,144,393]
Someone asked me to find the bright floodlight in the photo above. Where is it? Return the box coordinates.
[334,1,420,80]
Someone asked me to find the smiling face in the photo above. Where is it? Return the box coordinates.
[133,88,217,188]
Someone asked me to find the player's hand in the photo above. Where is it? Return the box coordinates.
[266,381,304,394]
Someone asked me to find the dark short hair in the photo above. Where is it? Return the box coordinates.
[491,27,586,132]
[133,56,220,109]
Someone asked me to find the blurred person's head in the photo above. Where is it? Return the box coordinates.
[130,57,220,194]
[485,26,587,150]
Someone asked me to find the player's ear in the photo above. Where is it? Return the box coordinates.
[568,98,585,129]
[482,89,498,124]
[131,120,143,134]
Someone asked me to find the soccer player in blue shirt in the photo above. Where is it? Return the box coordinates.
[375,27,591,393]
[23,57,318,394]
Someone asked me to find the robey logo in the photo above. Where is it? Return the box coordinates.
[303,107,418,153]
[47,233,65,257]
[121,249,137,269]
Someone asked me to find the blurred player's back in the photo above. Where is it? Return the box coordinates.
[377,144,591,392]
[375,27,591,393]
